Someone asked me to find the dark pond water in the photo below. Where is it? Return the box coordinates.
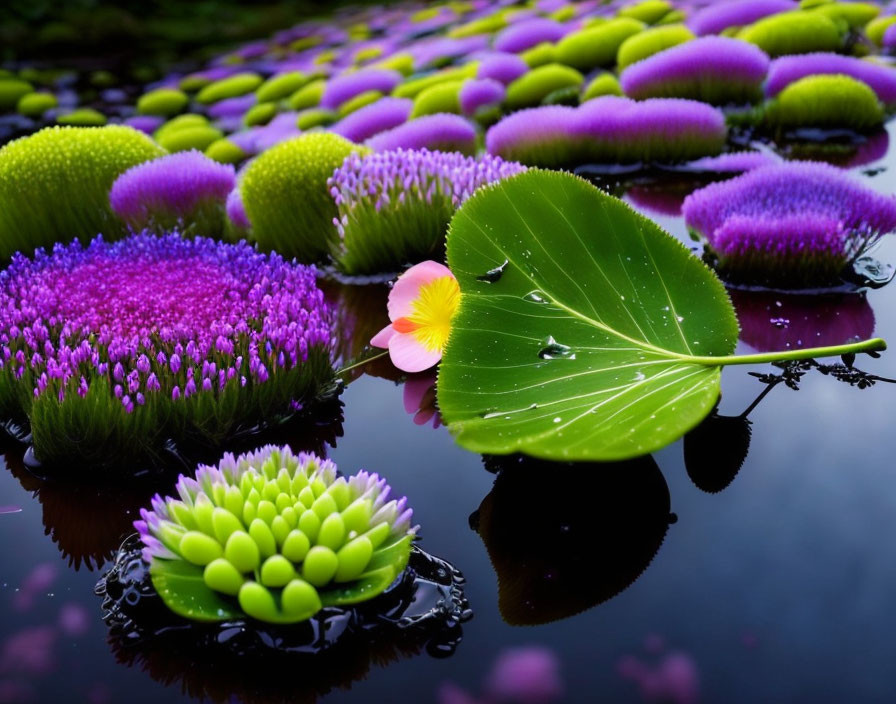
[2,126,896,704]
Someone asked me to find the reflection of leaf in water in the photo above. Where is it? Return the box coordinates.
[439,170,885,461]
[731,289,875,354]
[684,412,752,494]
[472,453,673,625]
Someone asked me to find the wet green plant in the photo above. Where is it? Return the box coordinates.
[762,74,884,131]
[0,125,164,259]
[57,108,107,126]
[17,92,57,117]
[505,64,585,109]
[616,23,694,69]
[136,446,416,623]
[137,88,189,117]
[438,170,886,461]
[554,18,645,69]
[256,71,309,103]
[737,11,843,57]
[197,73,264,104]
[240,133,368,262]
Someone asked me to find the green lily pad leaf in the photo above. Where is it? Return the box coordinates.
[440,169,885,459]
[150,559,242,622]
[438,169,741,461]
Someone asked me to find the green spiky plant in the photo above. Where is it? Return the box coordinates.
[0,126,164,260]
[136,446,416,624]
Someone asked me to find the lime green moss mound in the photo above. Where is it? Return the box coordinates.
[0,78,33,110]
[555,18,645,69]
[616,24,694,69]
[244,102,278,127]
[57,108,107,126]
[582,73,624,101]
[763,74,884,131]
[256,72,309,103]
[241,134,368,262]
[137,88,189,117]
[866,15,896,45]
[411,81,463,117]
[288,79,327,110]
[812,2,879,28]
[0,126,165,259]
[205,139,247,164]
[737,11,843,57]
[506,64,584,109]
[618,0,673,24]
[17,92,57,117]
[197,73,264,104]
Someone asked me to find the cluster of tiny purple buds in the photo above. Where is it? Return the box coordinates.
[619,37,770,100]
[327,148,527,238]
[682,161,896,263]
[109,151,236,225]
[365,113,477,153]
[0,233,334,411]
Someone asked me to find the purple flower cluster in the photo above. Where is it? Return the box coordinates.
[493,18,568,53]
[109,151,236,233]
[326,148,526,274]
[764,53,896,105]
[486,96,727,166]
[319,69,403,110]
[329,148,526,234]
[366,113,477,154]
[476,52,529,85]
[0,233,334,411]
[687,0,797,36]
[330,97,413,143]
[620,37,770,104]
[682,161,896,285]
[459,79,506,116]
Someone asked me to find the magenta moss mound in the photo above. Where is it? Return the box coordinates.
[682,161,896,287]
[0,233,336,469]
[620,37,770,104]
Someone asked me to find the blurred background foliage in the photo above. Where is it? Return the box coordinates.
[0,0,357,73]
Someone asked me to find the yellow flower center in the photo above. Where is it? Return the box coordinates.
[393,275,460,352]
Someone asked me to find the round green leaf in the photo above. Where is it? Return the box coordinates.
[438,169,739,461]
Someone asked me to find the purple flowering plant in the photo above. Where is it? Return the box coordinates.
[326,148,526,275]
[682,161,896,286]
[0,233,336,468]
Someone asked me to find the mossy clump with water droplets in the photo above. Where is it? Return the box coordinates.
[240,133,369,262]
[762,74,884,131]
[0,125,164,259]
[136,445,416,623]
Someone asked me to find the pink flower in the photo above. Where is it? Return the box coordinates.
[371,261,459,373]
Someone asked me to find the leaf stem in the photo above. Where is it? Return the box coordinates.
[337,349,389,376]
[686,337,888,367]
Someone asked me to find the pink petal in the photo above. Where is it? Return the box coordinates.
[403,374,435,414]
[388,260,454,320]
[389,332,442,372]
[370,324,397,349]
